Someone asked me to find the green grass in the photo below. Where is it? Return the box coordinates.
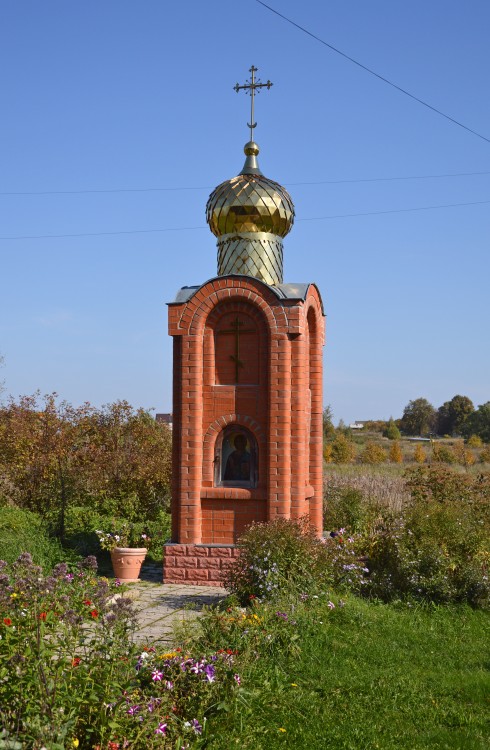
[203,597,490,749]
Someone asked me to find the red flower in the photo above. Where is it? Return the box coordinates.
[90,609,99,619]
[72,657,81,667]
[83,599,92,606]
[39,612,47,621]
[3,618,12,626]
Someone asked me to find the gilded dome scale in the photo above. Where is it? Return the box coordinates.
[206,143,294,238]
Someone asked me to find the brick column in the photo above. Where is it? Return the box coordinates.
[179,333,203,544]
[290,329,308,519]
[268,332,291,520]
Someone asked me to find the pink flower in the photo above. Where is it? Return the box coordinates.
[234,673,241,685]
[151,669,163,682]
[327,601,335,610]
[155,722,167,735]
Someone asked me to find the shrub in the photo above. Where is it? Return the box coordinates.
[432,443,456,464]
[330,434,356,464]
[383,419,401,440]
[389,441,403,463]
[360,442,387,464]
[224,518,367,604]
[413,444,426,464]
[361,467,490,607]
[467,434,483,448]
[0,506,71,569]
[481,446,490,464]
[323,444,333,463]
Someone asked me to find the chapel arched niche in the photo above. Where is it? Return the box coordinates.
[214,424,258,488]
[202,299,269,428]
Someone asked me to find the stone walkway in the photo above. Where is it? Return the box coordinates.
[125,563,227,646]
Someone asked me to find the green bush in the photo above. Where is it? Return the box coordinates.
[360,442,387,464]
[323,487,366,533]
[361,468,490,607]
[0,506,72,569]
[225,518,367,604]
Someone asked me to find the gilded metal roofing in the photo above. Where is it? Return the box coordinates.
[206,173,294,238]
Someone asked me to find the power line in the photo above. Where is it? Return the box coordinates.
[0,170,489,197]
[1,198,488,240]
[256,0,490,145]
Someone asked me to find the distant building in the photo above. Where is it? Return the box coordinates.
[156,413,173,430]
[349,421,364,430]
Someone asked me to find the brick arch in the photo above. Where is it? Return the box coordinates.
[202,413,266,485]
[188,282,279,336]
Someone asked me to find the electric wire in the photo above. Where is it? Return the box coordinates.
[1,170,489,197]
[256,0,490,144]
[1,198,488,240]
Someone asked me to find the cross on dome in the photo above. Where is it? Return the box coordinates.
[234,66,273,142]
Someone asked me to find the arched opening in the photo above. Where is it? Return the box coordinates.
[214,425,258,488]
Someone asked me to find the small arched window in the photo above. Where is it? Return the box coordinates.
[214,426,258,488]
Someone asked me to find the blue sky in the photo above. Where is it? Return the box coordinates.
[1,1,489,424]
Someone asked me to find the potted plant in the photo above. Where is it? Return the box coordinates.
[96,521,151,582]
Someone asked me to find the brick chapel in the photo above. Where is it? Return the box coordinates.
[163,68,325,585]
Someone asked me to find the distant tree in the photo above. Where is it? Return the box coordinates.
[432,444,456,465]
[330,434,356,464]
[389,441,403,463]
[360,442,387,465]
[383,418,401,441]
[413,444,426,464]
[400,398,436,436]
[462,402,490,443]
[322,405,335,441]
[437,395,474,436]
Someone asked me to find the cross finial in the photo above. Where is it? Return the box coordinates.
[234,66,273,141]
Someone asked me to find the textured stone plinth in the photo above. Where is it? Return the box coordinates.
[163,543,240,587]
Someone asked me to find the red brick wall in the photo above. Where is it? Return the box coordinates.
[168,276,325,556]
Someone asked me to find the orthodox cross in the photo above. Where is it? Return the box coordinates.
[234,65,273,141]
[217,316,255,383]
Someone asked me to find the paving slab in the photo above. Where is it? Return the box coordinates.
[125,563,227,646]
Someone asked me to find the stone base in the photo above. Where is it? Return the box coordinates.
[162,543,240,587]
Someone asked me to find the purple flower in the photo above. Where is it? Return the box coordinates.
[234,673,241,685]
[327,601,335,610]
[164,680,174,690]
[127,705,140,716]
[114,578,122,587]
[155,722,167,735]
[204,664,215,683]
[151,669,163,682]
[276,611,288,620]
[191,719,203,735]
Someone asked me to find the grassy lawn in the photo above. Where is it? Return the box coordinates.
[205,597,490,750]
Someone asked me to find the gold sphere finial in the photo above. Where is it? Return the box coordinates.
[244,141,260,156]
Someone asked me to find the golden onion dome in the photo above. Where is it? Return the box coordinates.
[206,141,294,239]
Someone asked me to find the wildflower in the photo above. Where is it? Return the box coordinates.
[155,723,167,735]
[127,705,140,716]
[114,578,122,587]
[204,664,216,683]
[90,609,99,619]
[191,718,203,734]
[234,674,241,685]
[164,680,174,690]
[71,657,81,667]
[10,592,18,599]
[3,618,12,626]
[151,669,163,682]
[291,683,298,687]
[72,739,79,748]
[327,601,335,610]
[83,599,92,606]
[39,612,47,621]
[276,611,288,620]
[278,727,286,732]
[65,573,74,581]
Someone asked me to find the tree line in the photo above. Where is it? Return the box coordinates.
[0,393,172,537]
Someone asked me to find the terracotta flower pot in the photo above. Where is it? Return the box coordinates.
[110,547,147,582]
